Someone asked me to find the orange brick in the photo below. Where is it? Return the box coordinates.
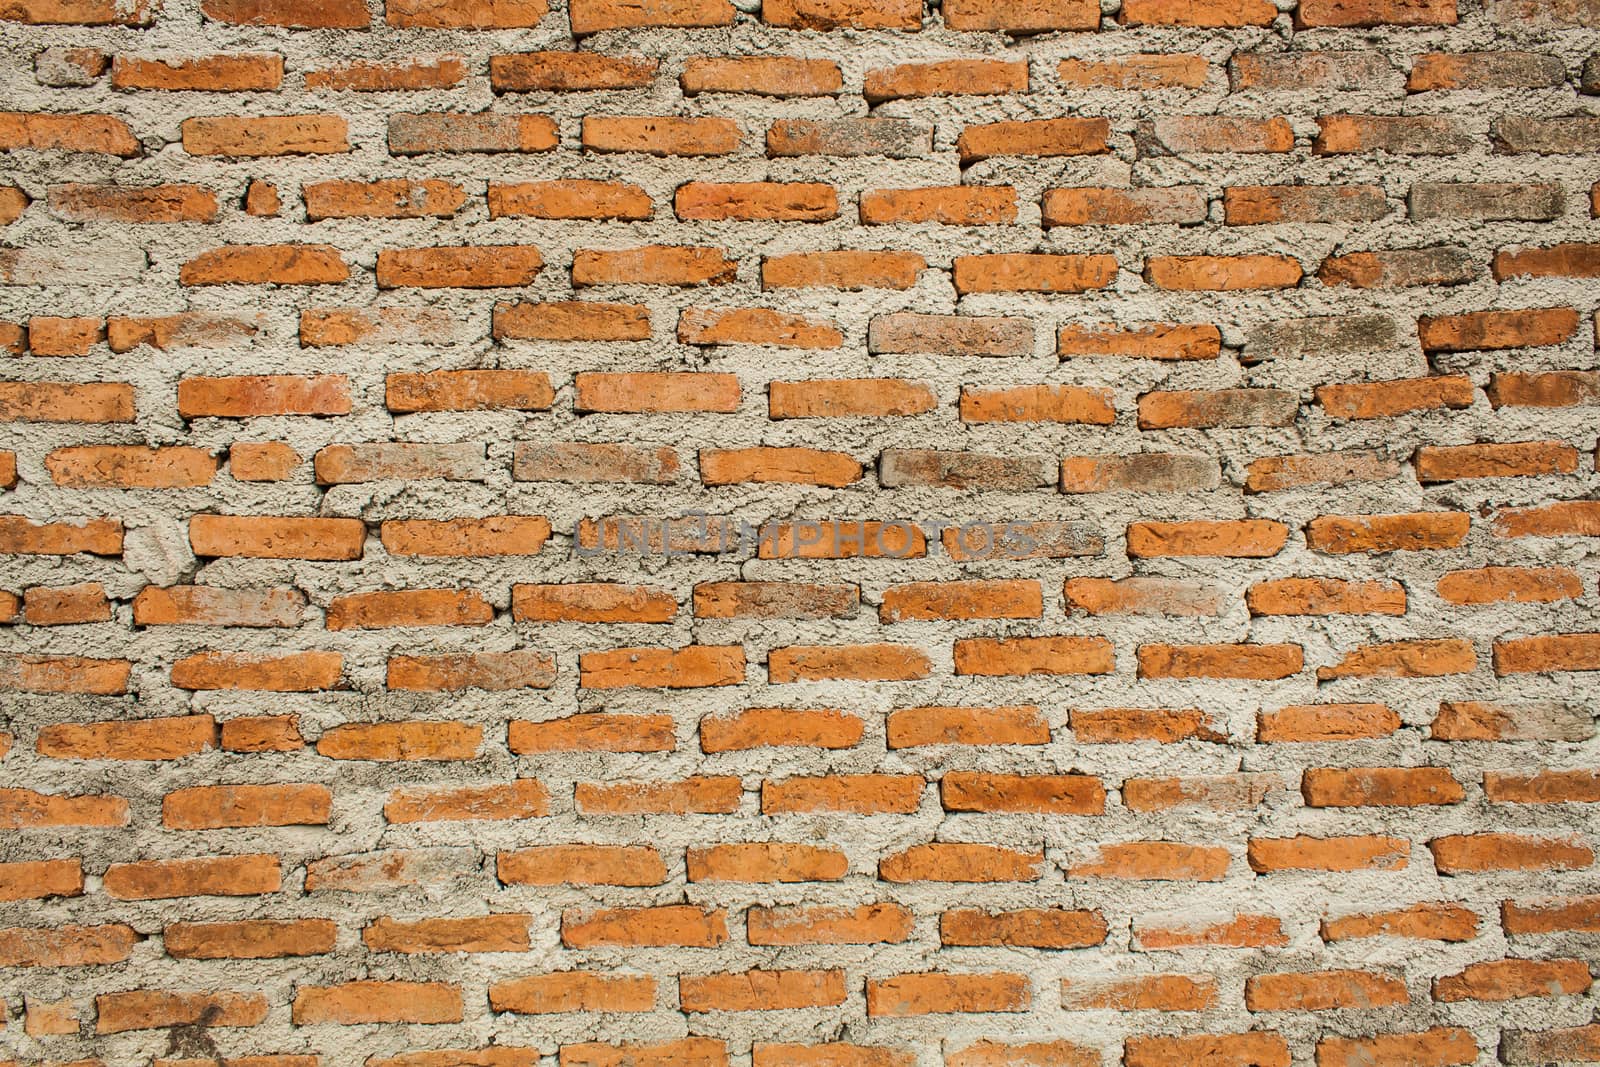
[182,115,346,156]
[316,721,481,760]
[762,774,924,814]
[1122,0,1275,24]
[1145,254,1302,290]
[49,182,217,223]
[562,906,728,947]
[1258,703,1400,742]
[861,186,1017,225]
[509,713,674,753]
[385,778,549,823]
[681,969,847,1011]
[676,181,837,221]
[687,843,847,882]
[681,56,840,95]
[1434,958,1591,1001]
[387,0,546,25]
[376,245,542,288]
[1321,903,1479,942]
[1127,1035,1289,1067]
[499,845,666,886]
[1069,841,1230,881]
[0,112,139,155]
[491,973,654,1015]
[577,776,741,814]
[941,908,1106,949]
[1306,511,1470,553]
[1128,519,1288,558]
[954,636,1113,676]
[293,981,462,1025]
[887,706,1048,748]
[1248,577,1406,616]
[763,250,924,289]
[1246,969,1408,1011]
[1138,643,1303,679]
[570,0,731,31]
[1430,833,1592,873]
[959,118,1109,163]
[0,923,139,967]
[364,914,530,954]
[1063,973,1217,1011]
[880,843,1043,882]
[582,116,739,156]
[1249,835,1408,873]
[1317,1030,1476,1067]
[488,179,650,220]
[304,178,465,220]
[104,854,280,899]
[165,918,335,959]
[747,903,913,945]
[306,56,465,91]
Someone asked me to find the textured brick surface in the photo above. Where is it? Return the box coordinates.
[2,0,1600,1062]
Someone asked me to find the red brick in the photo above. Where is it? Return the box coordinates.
[941,772,1104,814]
[1316,375,1475,419]
[180,245,347,285]
[1434,958,1591,1001]
[500,845,665,886]
[1133,913,1287,949]
[1248,577,1406,616]
[1488,370,1600,408]
[510,714,674,753]
[1073,708,1226,744]
[762,774,923,814]
[1145,254,1302,290]
[113,53,281,90]
[941,908,1105,948]
[954,636,1113,676]
[697,706,861,753]
[680,307,841,349]
[1315,114,1472,154]
[182,115,346,156]
[385,778,549,822]
[0,517,122,555]
[1127,520,1289,558]
[867,973,1029,1016]
[172,650,342,692]
[364,915,530,954]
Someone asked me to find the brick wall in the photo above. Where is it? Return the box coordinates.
[2,0,1600,1062]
